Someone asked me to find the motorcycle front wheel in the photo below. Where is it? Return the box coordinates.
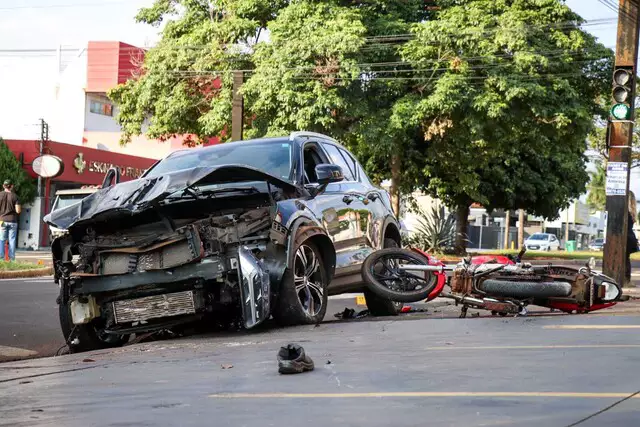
[361,248,438,303]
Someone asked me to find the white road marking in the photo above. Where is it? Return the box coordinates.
[329,293,364,300]
[210,391,640,399]
[0,345,38,358]
[543,325,640,330]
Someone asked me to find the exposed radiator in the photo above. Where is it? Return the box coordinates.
[112,291,196,324]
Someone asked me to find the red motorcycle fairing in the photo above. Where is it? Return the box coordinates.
[409,248,447,302]
[547,301,617,314]
[469,255,515,266]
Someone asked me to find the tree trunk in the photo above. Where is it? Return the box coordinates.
[518,209,525,248]
[455,204,470,255]
[390,154,401,217]
[503,211,510,249]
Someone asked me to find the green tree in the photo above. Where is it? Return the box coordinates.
[396,0,612,252]
[110,0,430,215]
[0,138,37,205]
[587,161,606,212]
[111,0,611,253]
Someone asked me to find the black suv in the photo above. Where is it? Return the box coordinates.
[46,131,401,352]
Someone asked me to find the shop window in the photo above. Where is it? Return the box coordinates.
[90,100,113,116]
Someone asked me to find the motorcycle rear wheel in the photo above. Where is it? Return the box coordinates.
[361,248,438,303]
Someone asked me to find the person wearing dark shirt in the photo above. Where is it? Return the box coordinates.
[0,180,21,261]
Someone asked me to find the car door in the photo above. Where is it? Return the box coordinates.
[317,142,374,274]
[340,147,389,250]
[550,234,559,250]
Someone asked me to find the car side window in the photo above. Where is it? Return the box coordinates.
[337,148,357,179]
[321,143,355,181]
[303,144,327,184]
[551,235,557,242]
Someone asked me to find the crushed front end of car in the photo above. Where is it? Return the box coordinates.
[46,165,298,352]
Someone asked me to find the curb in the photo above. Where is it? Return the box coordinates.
[0,267,53,279]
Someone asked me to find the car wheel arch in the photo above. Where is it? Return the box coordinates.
[287,220,336,284]
[383,221,402,247]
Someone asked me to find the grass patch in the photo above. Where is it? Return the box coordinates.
[0,260,45,271]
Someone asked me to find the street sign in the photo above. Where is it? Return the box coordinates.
[605,162,628,196]
[32,154,64,178]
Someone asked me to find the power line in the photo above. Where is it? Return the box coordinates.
[0,0,143,11]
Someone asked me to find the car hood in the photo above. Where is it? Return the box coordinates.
[44,164,299,230]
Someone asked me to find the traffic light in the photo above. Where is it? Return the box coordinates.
[610,67,634,120]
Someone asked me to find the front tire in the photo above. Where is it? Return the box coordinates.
[59,296,128,353]
[273,241,329,326]
[365,238,404,316]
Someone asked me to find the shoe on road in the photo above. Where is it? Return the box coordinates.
[277,343,314,374]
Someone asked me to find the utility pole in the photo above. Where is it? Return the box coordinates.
[604,0,640,287]
[518,209,525,248]
[231,71,244,141]
[38,118,48,197]
[503,210,510,250]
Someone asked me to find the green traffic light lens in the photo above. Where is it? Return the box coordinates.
[611,103,630,120]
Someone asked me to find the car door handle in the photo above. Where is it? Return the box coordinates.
[343,195,354,204]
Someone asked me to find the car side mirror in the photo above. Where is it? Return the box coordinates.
[316,164,344,185]
[306,164,344,198]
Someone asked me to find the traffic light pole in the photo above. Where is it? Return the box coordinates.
[603,0,640,287]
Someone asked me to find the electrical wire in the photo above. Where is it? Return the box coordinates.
[0,17,617,57]
[0,0,144,11]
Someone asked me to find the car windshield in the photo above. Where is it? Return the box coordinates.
[53,194,91,211]
[528,234,548,241]
[594,239,604,244]
[145,140,293,181]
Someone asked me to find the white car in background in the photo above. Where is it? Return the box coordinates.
[524,233,560,251]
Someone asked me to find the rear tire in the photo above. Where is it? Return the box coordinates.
[365,238,404,316]
[273,241,329,326]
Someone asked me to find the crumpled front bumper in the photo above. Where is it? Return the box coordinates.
[68,248,272,329]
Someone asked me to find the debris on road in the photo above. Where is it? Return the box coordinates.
[221,364,234,370]
[277,343,314,374]
[334,308,369,319]
[82,358,95,363]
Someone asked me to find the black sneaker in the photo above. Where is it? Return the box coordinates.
[277,344,314,374]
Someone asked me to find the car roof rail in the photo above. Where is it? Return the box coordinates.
[289,131,338,143]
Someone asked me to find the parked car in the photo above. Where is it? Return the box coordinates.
[48,187,100,240]
[524,233,560,251]
[45,132,402,352]
[589,238,605,252]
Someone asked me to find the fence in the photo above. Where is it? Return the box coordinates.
[467,225,519,250]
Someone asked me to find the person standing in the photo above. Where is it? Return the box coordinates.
[626,191,639,286]
[0,180,21,261]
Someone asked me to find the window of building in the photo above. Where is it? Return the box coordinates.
[90,100,113,116]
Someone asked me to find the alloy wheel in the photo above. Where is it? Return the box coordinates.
[293,244,324,316]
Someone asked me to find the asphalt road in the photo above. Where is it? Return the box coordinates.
[1,274,639,362]
[2,312,640,426]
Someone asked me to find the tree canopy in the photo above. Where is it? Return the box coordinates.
[0,138,37,205]
[110,0,613,250]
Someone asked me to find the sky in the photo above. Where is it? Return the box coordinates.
[0,0,635,195]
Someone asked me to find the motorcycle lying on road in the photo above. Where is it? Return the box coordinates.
[361,247,623,317]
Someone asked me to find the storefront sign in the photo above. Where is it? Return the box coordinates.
[32,154,64,178]
[606,162,628,196]
[73,152,145,179]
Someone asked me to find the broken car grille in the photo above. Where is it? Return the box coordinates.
[112,291,196,324]
[99,239,199,275]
